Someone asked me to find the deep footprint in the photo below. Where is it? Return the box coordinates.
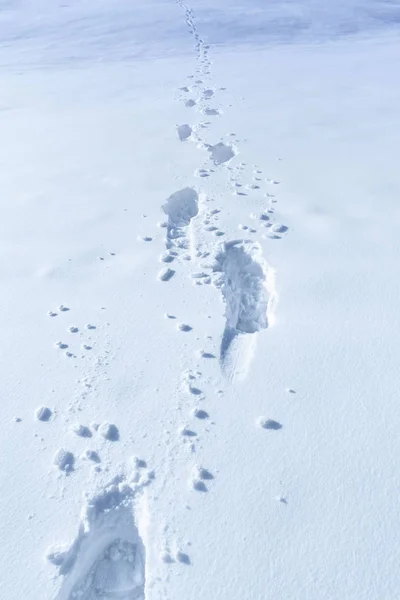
[213,240,276,379]
[53,479,146,600]
[162,187,199,253]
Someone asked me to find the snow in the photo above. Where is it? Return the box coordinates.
[1,0,400,599]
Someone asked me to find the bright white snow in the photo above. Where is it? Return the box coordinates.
[1,1,400,599]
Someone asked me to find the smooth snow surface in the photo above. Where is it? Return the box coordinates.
[1,1,400,599]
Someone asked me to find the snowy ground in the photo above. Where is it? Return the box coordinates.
[1,1,400,599]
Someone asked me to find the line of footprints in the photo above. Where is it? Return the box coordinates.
[10,4,298,594]
[157,0,294,538]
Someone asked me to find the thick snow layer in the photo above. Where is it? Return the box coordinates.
[1,1,400,599]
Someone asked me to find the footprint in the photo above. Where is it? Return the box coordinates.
[192,479,207,492]
[98,422,119,441]
[199,351,215,359]
[270,224,288,234]
[158,267,175,282]
[51,478,146,600]
[132,457,147,469]
[162,188,199,254]
[177,323,193,332]
[192,408,209,419]
[71,424,92,438]
[177,124,192,141]
[55,341,68,350]
[160,252,175,263]
[203,108,220,116]
[190,466,213,492]
[208,142,236,165]
[257,417,282,430]
[213,240,277,380]
[180,426,197,437]
[192,465,213,480]
[176,550,190,565]
[188,385,202,396]
[195,168,210,178]
[81,450,101,463]
[53,448,75,472]
[161,551,174,564]
[185,99,196,108]
[202,89,214,99]
[35,406,52,422]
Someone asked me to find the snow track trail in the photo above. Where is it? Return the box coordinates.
[174,0,283,383]
[151,0,286,573]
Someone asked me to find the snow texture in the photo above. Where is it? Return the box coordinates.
[2,1,400,599]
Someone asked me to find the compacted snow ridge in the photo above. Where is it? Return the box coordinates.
[2,0,400,599]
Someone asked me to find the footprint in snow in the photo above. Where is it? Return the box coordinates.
[199,350,215,359]
[48,478,146,598]
[98,422,119,441]
[177,323,192,332]
[177,124,192,141]
[81,449,101,463]
[192,408,209,419]
[180,426,197,437]
[53,448,75,472]
[158,267,175,282]
[71,423,92,438]
[195,168,211,178]
[55,341,68,350]
[203,108,220,116]
[35,406,52,422]
[176,550,190,565]
[257,417,282,430]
